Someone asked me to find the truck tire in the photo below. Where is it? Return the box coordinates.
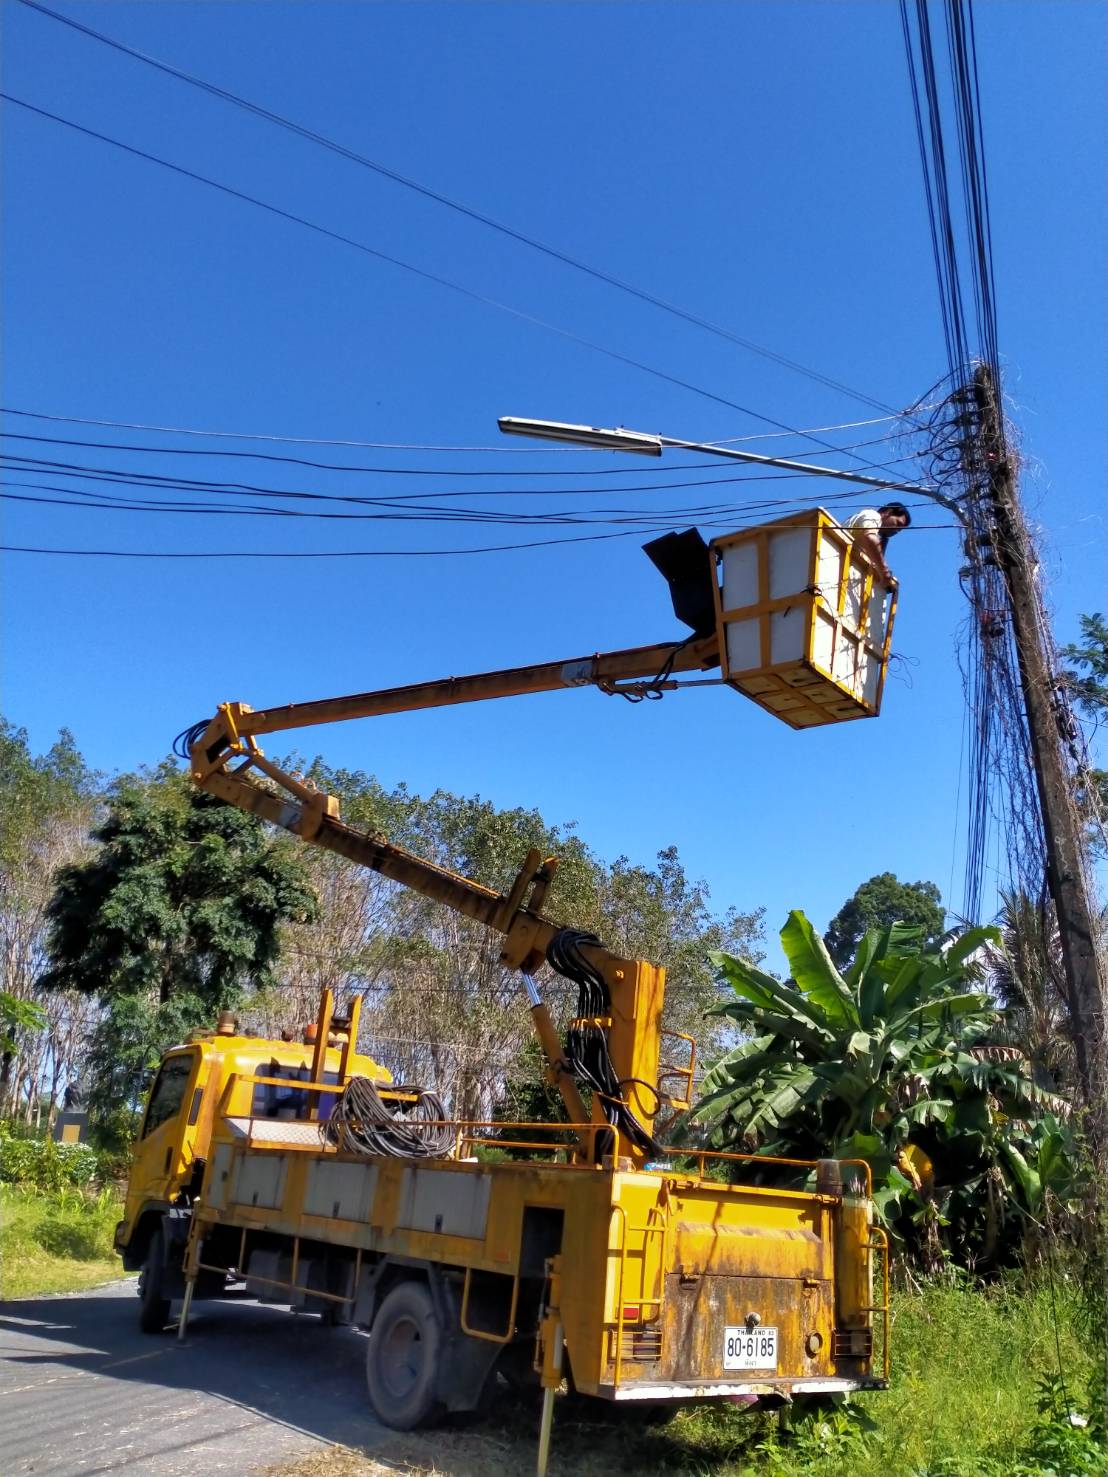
[365,1281,445,1429]
[138,1227,172,1334]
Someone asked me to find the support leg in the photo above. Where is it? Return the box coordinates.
[177,1275,196,1341]
[536,1319,563,1477]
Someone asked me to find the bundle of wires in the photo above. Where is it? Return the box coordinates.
[546,928,660,1159]
[326,1075,454,1159]
[908,375,1049,923]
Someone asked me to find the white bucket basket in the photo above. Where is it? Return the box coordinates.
[710,509,897,729]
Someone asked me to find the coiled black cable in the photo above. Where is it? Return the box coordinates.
[172,718,209,760]
[326,1076,454,1159]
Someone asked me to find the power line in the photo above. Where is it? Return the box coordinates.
[0,469,883,525]
[0,516,960,562]
[0,458,850,505]
[0,425,927,481]
[4,487,845,529]
[900,5,1015,925]
[0,404,920,453]
[0,443,934,506]
[17,0,901,418]
[0,534,699,560]
[0,90,901,474]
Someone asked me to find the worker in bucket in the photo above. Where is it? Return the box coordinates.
[846,502,912,582]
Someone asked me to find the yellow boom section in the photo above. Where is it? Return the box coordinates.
[184,639,701,1161]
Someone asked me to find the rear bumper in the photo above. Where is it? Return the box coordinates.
[607,1376,887,1401]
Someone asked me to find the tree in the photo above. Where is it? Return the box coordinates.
[983,889,1072,1088]
[43,764,318,1008]
[582,846,764,1051]
[1062,613,1108,718]
[690,911,1072,1268]
[0,993,46,1059]
[1061,612,1108,851]
[41,764,318,1134]
[0,720,99,1121]
[824,872,945,970]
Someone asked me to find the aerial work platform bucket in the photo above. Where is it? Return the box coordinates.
[710,508,897,729]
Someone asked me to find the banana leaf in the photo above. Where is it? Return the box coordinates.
[780,911,860,1028]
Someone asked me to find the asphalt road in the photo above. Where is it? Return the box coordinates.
[0,1279,391,1476]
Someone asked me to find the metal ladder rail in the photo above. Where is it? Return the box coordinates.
[609,1201,670,1388]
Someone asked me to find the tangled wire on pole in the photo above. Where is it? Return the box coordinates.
[326,1076,454,1159]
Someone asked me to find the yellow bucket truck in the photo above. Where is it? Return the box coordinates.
[115,514,892,1471]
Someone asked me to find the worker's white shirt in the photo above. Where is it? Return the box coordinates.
[846,509,882,537]
[841,510,892,628]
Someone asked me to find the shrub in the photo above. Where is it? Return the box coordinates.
[87,1106,140,1163]
[1003,1374,1107,1477]
[0,1133,100,1191]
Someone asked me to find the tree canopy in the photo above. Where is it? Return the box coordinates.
[824,872,945,969]
[13,738,762,1137]
[42,764,318,1010]
[38,764,319,1142]
[0,721,100,1117]
[1062,612,1108,849]
[1062,612,1108,718]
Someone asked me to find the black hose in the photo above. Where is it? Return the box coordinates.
[546,928,661,1159]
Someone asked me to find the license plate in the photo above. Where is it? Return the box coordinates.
[723,1325,778,1371]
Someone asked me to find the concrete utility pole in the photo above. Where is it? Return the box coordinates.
[973,364,1105,1110]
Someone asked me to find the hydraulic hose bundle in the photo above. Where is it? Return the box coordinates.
[326,1075,454,1159]
[546,928,660,1159]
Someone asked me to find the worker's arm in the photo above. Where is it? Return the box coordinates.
[854,528,894,583]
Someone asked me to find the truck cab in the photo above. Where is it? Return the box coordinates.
[115,1016,390,1276]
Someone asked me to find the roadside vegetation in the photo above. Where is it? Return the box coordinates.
[687,910,1086,1271]
[0,1129,126,1299]
[269,1280,1102,1477]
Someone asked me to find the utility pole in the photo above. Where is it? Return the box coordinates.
[974,363,1105,1111]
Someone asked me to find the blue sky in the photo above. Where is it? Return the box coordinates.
[1,1,1104,968]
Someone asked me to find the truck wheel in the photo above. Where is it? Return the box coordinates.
[365,1281,444,1429]
[138,1227,172,1334]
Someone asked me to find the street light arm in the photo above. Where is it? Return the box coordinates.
[656,435,955,506]
[499,415,964,516]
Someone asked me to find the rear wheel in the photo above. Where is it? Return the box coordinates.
[365,1281,444,1429]
[138,1227,172,1334]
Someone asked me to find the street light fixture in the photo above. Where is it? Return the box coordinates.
[498,414,937,498]
[497,417,663,456]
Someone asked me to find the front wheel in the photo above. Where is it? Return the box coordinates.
[365,1281,445,1429]
[138,1226,172,1334]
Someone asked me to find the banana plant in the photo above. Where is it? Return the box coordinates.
[686,911,1071,1264]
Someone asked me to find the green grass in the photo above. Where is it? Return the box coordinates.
[272,1277,1104,1477]
[848,1277,1098,1476]
[0,1183,131,1299]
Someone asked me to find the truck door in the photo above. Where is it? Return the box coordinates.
[129,1049,202,1213]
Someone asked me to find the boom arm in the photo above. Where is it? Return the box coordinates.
[189,634,719,774]
[187,635,716,1162]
